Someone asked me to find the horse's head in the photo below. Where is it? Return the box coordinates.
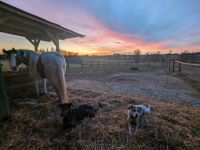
[3,49,29,71]
[3,48,18,71]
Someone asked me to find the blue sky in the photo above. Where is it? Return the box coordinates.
[1,0,200,54]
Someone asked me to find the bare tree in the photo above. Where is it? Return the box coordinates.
[134,49,141,69]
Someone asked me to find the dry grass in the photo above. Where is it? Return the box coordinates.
[0,88,200,150]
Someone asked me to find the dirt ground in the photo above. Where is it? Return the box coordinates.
[68,69,200,107]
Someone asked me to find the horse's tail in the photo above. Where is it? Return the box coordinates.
[57,65,68,104]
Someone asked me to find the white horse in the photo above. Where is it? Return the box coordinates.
[3,49,70,106]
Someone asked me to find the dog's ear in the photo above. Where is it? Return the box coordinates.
[128,104,135,110]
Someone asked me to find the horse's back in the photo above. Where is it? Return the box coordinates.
[41,52,64,60]
[41,52,66,72]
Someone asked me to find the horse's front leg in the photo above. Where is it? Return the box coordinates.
[43,79,48,95]
[34,79,39,96]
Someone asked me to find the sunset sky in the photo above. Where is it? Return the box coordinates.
[1,0,200,55]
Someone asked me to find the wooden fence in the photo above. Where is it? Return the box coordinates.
[162,59,200,72]
[80,60,161,68]
[81,60,132,68]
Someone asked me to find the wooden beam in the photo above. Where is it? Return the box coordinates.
[0,17,8,24]
[45,30,60,52]
[7,14,62,33]
[1,2,84,38]
[26,37,40,51]
[0,25,50,41]
[7,15,81,39]
[2,22,43,35]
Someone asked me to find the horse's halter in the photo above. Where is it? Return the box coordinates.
[16,51,29,66]
[5,50,18,71]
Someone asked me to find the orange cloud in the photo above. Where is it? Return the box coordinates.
[63,15,169,55]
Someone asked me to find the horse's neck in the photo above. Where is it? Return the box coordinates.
[19,50,39,66]
[28,51,40,59]
[27,51,40,65]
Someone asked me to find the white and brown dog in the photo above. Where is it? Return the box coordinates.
[127,104,151,135]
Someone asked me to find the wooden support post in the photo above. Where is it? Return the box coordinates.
[169,61,171,70]
[0,63,10,121]
[26,37,40,51]
[45,30,60,52]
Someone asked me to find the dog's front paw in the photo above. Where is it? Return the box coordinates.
[128,128,134,135]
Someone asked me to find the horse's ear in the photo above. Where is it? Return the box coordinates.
[2,49,8,54]
[12,48,17,53]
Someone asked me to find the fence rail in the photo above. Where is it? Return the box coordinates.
[80,60,161,68]
[162,59,200,72]
[175,61,200,67]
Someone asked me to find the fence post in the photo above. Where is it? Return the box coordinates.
[67,61,69,69]
[0,63,10,121]
[178,63,182,73]
[90,61,93,67]
[172,60,175,72]
[81,61,83,68]
[168,61,171,70]
[162,59,164,67]
[166,61,168,68]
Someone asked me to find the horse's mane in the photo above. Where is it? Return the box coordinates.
[17,49,39,57]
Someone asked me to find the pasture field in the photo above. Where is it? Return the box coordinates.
[1,60,200,149]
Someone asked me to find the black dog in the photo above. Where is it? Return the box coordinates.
[60,104,97,129]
